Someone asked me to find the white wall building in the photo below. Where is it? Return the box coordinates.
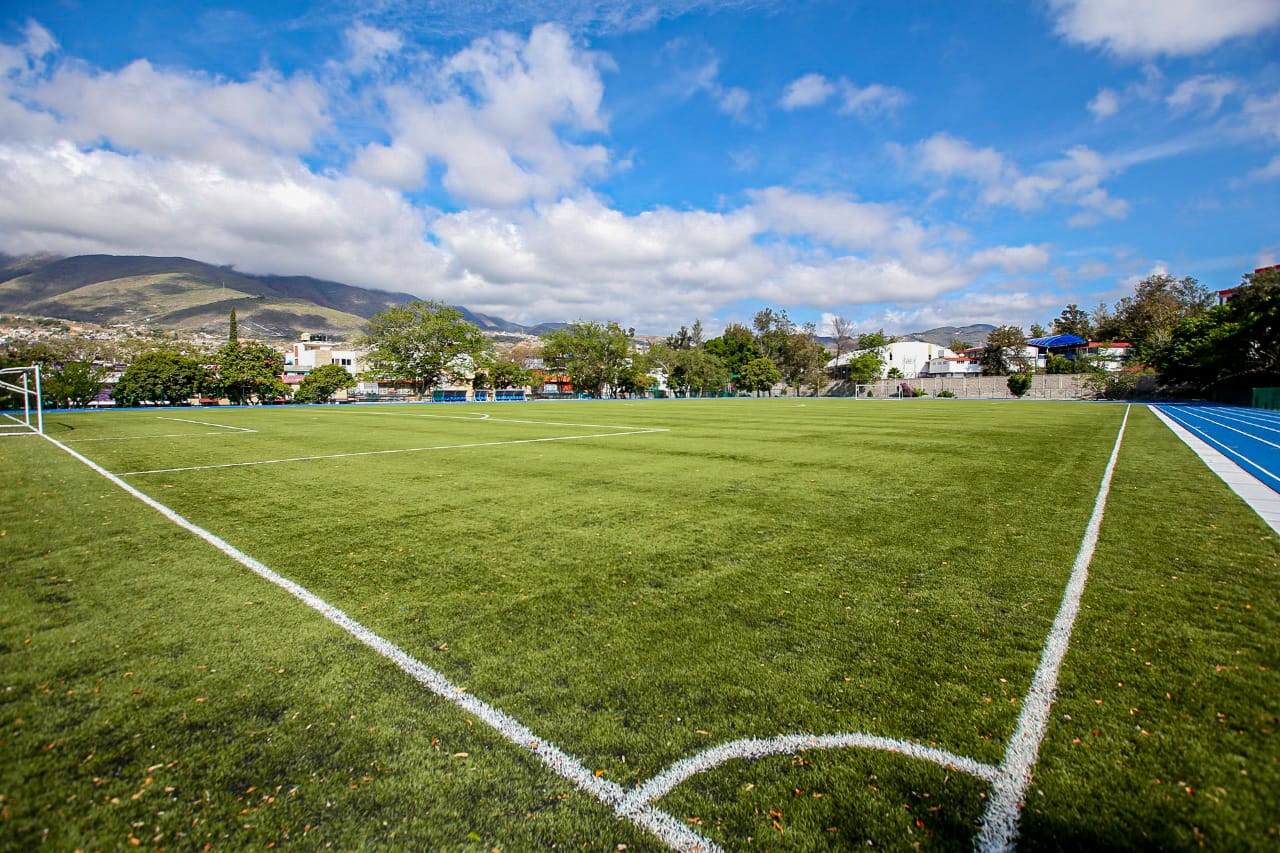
[827,341,957,379]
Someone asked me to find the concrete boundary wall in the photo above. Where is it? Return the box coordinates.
[830,374,1097,400]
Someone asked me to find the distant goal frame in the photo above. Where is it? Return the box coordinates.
[0,364,44,436]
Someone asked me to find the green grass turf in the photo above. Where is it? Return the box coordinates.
[2,399,1276,850]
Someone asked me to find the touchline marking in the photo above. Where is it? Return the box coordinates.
[624,733,999,811]
[156,416,257,432]
[119,428,669,476]
[40,433,719,853]
[975,404,1131,853]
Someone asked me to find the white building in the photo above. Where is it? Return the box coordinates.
[826,341,957,379]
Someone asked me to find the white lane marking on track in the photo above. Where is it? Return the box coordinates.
[975,404,1130,853]
[1152,406,1280,487]
[156,416,257,432]
[624,733,999,810]
[41,432,720,853]
[118,429,669,476]
[1170,407,1280,448]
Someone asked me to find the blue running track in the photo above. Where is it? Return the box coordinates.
[1151,403,1280,496]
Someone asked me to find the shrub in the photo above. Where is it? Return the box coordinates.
[1007,372,1033,397]
[935,389,955,398]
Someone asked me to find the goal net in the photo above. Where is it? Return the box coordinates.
[0,364,43,435]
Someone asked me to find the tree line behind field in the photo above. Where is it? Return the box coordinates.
[2,267,1276,408]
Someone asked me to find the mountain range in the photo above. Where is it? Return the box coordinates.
[0,253,994,346]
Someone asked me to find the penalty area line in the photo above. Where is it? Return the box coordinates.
[119,428,669,476]
[39,432,718,853]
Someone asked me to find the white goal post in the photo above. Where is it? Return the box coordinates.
[0,364,43,435]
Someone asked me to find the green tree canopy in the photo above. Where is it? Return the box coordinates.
[703,325,761,380]
[1052,303,1093,340]
[293,363,355,404]
[112,350,208,406]
[1007,371,1033,397]
[361,300,490,395]
[981,325,1029,375]
[486,357,535,390]
[1155,267,1279,393]
[738,356,781,395]
[670,348,729,396]
[1097,273,1212,361]
[540,320,634,398]
[211,340,286,405]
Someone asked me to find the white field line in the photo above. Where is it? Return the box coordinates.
[156,416,257,432]
[119,428,669,476]
[361,410,660,432]
[1153,407,1280,488]
[975,404,1131,853]
[1169,407,1280,449]
[65,432,252,443]
[40,432,720,853]
[624,733,999,810]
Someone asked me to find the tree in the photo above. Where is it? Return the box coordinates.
[738,356,781,396]
[1103,273,1213,361]
[540,320,634,397]
[361,300,490,395]
[1007,372,1033,397]
[294,363,355,404]
[670,349,729,396]
[228,308,238,342]
[981,325,1028,375]
[843,350,885,384]
[829,316,854,367]
[1052,304,1093,340]
[1029,323,1049,338]
[43,361,108,408]
[616,354,658,397]
[487,357,535,390]
[1155,267,1280,393]
[779,326,828,395]
[948,337,970,353]
[211,340,286,404]
[112,350,208,406]
[703,325,761,384]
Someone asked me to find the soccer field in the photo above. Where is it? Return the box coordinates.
[2,399,1277,851]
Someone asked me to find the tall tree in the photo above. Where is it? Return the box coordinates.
[112,350,208,406]
[1155,267,1280,393]
[670,349,729,396]
[738,357,781,396]
[228,308,238,342]
[829,316,854,367]
[361,300,489,395]
[981,325,1029,375]
[1103,273,1213,361]
[42,361,108,408]
[211,340,286,404]
[703,324,761,384]
[540,320,634,398]
[1052,304,1093,339]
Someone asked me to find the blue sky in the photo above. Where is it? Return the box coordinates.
[1,0,1277,335]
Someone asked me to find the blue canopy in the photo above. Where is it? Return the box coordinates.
[1026,334,1087,348]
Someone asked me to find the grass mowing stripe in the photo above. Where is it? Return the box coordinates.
[360,410,664,431]
[117,428,669,476]
[976,404,1130,853]
[39,432,718,853]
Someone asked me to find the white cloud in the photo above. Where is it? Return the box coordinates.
[1166,74,1237,115]
[838,82,909,118]
[352,23,611,205]
[967,245,1051,275]
[1049,0,1280,57]
[341,23,406,75]
[778,73,908,118]
[1087,87,1120,119]
[779,73,835,109]
[912,134,1128,225]
[1249,154,1280,182]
